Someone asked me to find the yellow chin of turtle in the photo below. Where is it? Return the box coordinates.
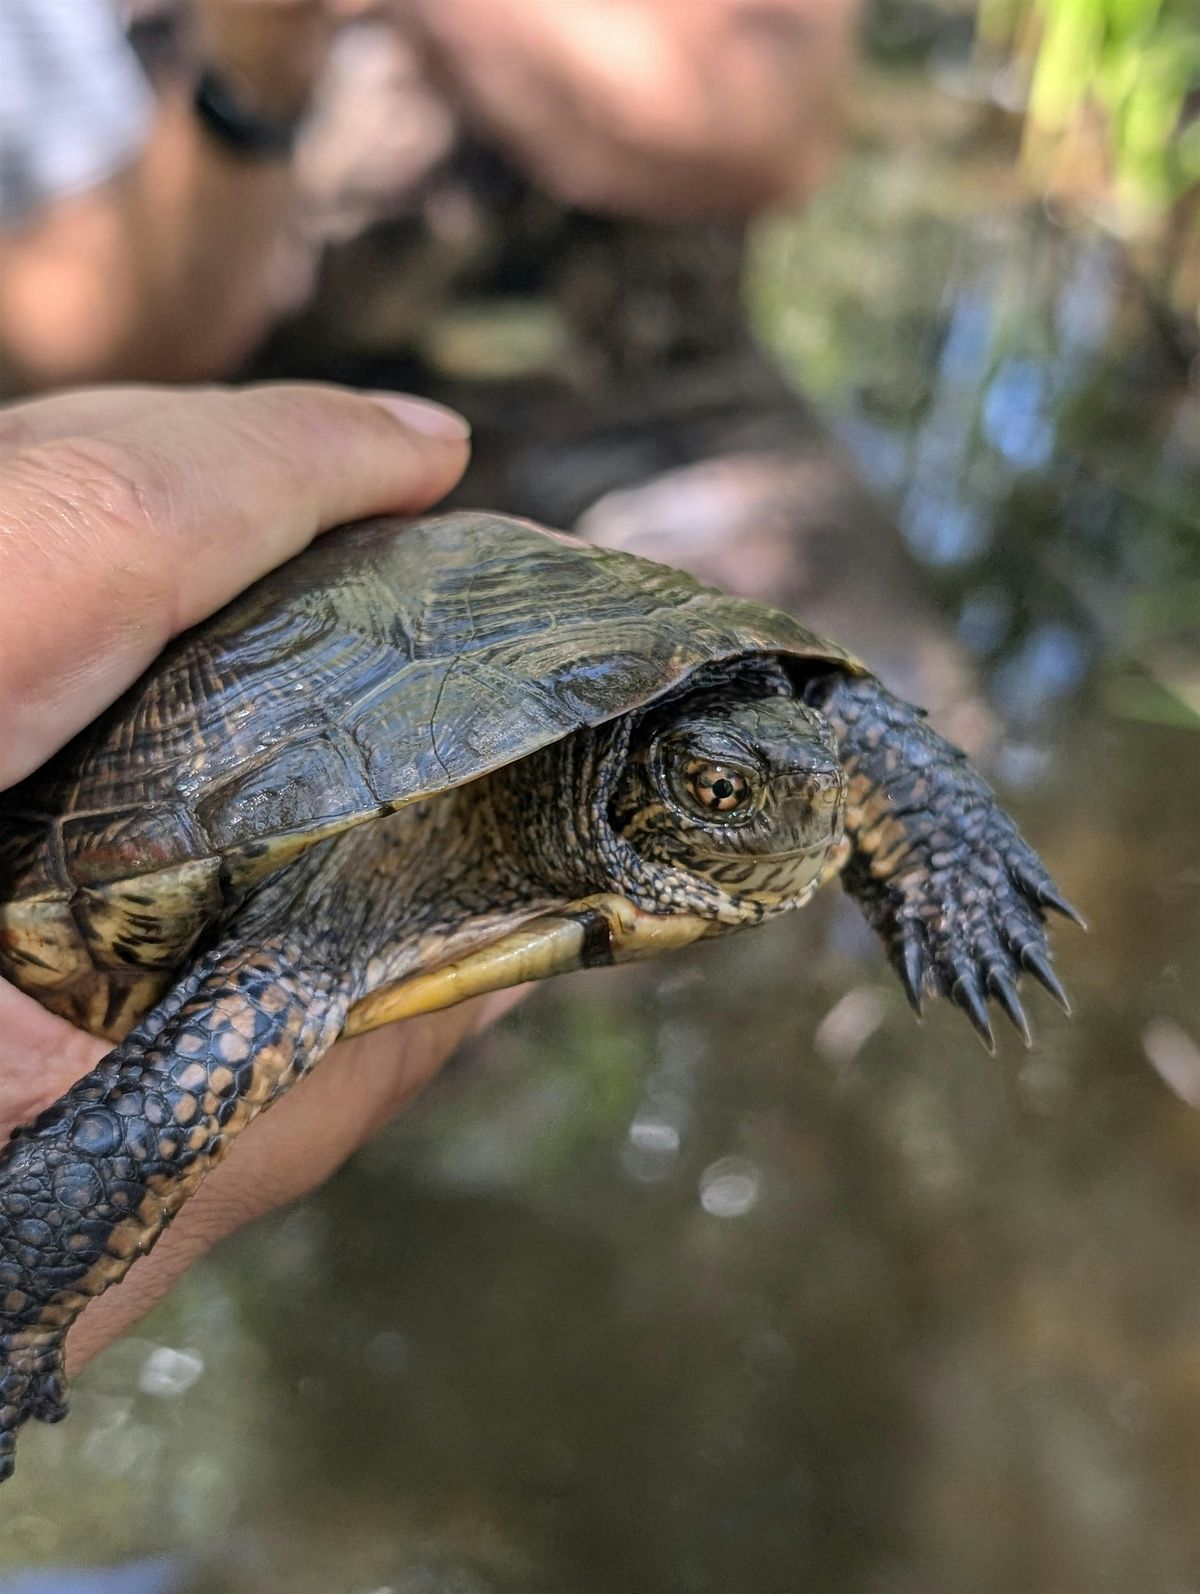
[343,836,851,1038]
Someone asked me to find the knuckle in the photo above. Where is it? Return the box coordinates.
[234,383,364,456]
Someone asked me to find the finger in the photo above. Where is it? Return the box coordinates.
[0,980,107,1133]
[0,382,471,788]
[65,989,523,1373]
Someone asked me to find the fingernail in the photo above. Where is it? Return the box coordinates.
[367,392,471,441]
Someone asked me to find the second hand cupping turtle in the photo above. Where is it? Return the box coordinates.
[0,511,1081,1479]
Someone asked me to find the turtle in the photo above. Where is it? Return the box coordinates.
[0,510,1080,1480]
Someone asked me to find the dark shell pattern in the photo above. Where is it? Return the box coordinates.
[0,510,861,927]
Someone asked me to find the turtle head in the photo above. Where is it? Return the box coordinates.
[607,677,849,923]
[343,667,852,1037]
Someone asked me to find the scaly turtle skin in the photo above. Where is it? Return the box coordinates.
[0,512,1078,1480]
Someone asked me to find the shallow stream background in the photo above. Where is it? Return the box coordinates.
[2,13,1198,1594]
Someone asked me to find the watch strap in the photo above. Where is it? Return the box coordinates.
[192,66,302,161]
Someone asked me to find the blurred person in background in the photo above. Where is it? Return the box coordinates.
[0,0,859,389]
[0,0,345,387]
[1,0,976,729]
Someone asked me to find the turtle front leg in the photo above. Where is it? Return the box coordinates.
[0,939,346,1483]
[806,673,1084,1049]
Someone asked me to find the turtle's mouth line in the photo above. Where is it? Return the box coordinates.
[691,833,842,864]
[765,836,840,860]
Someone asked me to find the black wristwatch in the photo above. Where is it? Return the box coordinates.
[192,66,304,161]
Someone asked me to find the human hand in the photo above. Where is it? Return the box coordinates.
[393,0,861,215]
[0,380,516,1374]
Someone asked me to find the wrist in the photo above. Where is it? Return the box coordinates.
[196,5,334,122]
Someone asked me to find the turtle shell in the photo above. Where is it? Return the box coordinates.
[0,512,865,1033]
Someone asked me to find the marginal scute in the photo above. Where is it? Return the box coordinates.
[73,857,222,973]
[195,734,375,853]
[60,804,206,889]
[0,897,89,992]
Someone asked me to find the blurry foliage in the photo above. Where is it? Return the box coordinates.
[749,38,1200,732]
[978,0,1200,221]
[862,1,1199,332]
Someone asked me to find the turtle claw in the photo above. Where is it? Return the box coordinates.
[1037,883,1087,929]
[952,970,996,1054]
[1013,860,1087,929]
[987,968,1033,1048]
[906,833,1077,1042]
[1020,943,1072,1015]
[842,793,1078,1048]
[900,928,927,1017]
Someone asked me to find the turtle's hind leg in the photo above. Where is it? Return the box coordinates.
[807,673,1083,1048]
[0,938,346,1482]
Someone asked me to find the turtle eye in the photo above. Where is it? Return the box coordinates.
[686,761,753,816]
